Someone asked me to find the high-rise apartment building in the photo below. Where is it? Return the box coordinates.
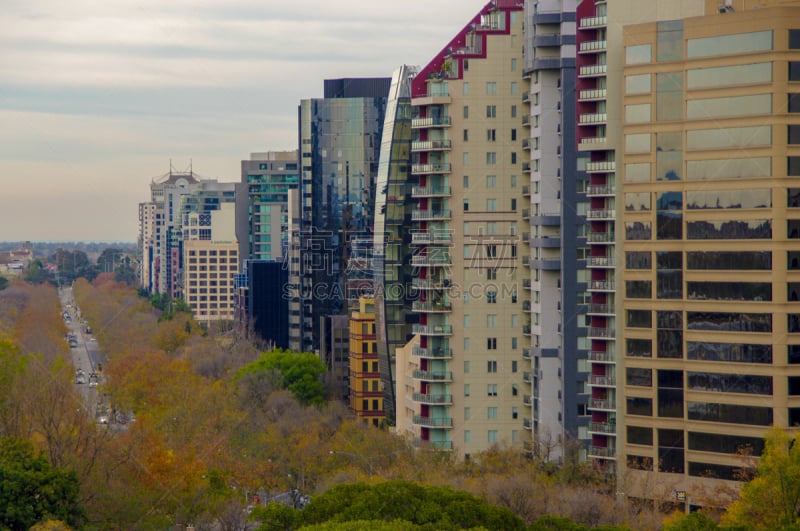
[349,297,384,425]
[373,65,419,421]
[616,0,800,505]
[237,151,299,263]
[289,78,390,353]
[523,0,589,462]
[400,0,529,456]
[575,0,705,477]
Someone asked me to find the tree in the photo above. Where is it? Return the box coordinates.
[662,511,719,531]
[722,427,800,530]
[0,437,84,530]
[236,348,327,406]
[23,259,50,284]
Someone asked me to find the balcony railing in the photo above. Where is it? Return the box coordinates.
[410,254,452,267]
[578,112,607,125]
[413,393,453,404]
[412,324,453,335]
[587,256,615,268]
[579,136,608,146]
[578,88,607,101]
[412,345,453,358]
[413,416,454,428]
[411,231,452,244]
[579,39,607,52]
[586,161,616,173]
[589,326,615,338]
[411,185,452,197]
[589,398,616,410]
[413,438,454,450]
[411,163,452,174]
[411,278,450,290]
[579,15,608,29]
[411,140,452,151]
[586,209,615,220]
[590,350,616,362]
[579,64,608,77]
[589,422,616,434]
[590,375,616,386]
[588,281,615,291]
[411,116,451,128]
[412,301,453,313]
[411,210,451,221]
[587,303,614,314]
[586,184,615,196]
[586,232,614,243]
[412,369,453,381]
[589,446,616,458]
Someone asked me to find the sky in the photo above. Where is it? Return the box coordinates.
[0,0,486,242]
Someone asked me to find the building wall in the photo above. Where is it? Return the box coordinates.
[408,1,529,456]
[618,1,800,505]
[349,297,384,425]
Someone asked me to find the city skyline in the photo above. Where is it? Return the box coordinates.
[0,0,485,242]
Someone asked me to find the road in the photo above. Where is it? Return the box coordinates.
[58,286,108,424]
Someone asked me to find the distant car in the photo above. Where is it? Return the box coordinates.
[89,338,97,342]
[88,373,99,387]
[97,414,109,424]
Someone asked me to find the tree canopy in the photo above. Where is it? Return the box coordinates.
[237,348,327,406]
[0,437,84,530]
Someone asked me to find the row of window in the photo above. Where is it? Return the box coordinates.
[625,219,774,240]
[627,279,800,302]
[627,398,774,426]
[626,369,774,396]
[626,251,776,270]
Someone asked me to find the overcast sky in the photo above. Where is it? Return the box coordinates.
[0,0,485,242]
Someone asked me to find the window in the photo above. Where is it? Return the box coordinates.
[463,152,469,165]
[463,82,470,95]
[486,244,497,258]
[488,430,498,443]
[464,361,470,373]
[488,384,498,396]
[487,360,498,373]
[463,129,469,141]
[463,105,469,118]
[464,199,469,211]
[487,268,497,280]
[487,105,497,118]
[486,175,496,188]
[486,152,497,165]
[488,407,498,419]
[487,199,497,211]
[511,198,517,211]
[464,407,471,420]
[464,314,470,327]
[487,337,497,349]
[486,82,497,95]
[465,384,470,396]
[463,175,469,188]
[465,430,471,443]
[511,360,518,372]
[511,58,517,71]
[487,222,497,234]
[487,292,497,304]
[487,314,497,328]
[511,82,518,95]
[511,152,517,164]
[510,105,517,118]
[487,129,496,141]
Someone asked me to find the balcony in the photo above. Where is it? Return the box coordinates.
[522,185,530,196]
[413,438,454,450]
[523,395,532,406]
[579,15,607,29]
[579,136,608,148]
[533,57,563,70]
[411,278,450,290]
[523,325,532,336]
[589,326,615,339]
[578,112,607,125]
[588,281,615,292]
[586,232,614,244]
[411,185,452,198]
[412,369,453,382]
[412,324,453,336]
[412,345,453,359]
[413,416,454,428]
[589,446,616,459]
[579,39,607,53]
[522,278,531,289]
[523,417,533,429]
[413,393,453,405]
[590,350,616,362]
[411,140,452,152]
[411,116,451,128]
[586,184,615,196]
[587,256,615,268]
[579,64,607,77]
[412,301,452,313]
[533,34,562,47]
[586,161,616,173]
[589,422,616,434]
[589,398,616,411]
[411,231,452,245]
[410,254,452,267]
[531,258,561,270]
[578,88,607,101]
[590,375,616,386]
[411,163,451,175]
[586,209,615,220]
[411,209,451,221]
[587,303,615,315]
[523,371,532,383]
[522,138,530,150]
[522,162,531,173]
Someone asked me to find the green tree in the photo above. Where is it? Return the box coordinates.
[299,480,525,530]
[0,437,84,530]
[722,427,800,530]
[23,259,50,284]
[250,502,302,531]
[529,515,589,530]
[236,348,327,406]
[662,512,719,531]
